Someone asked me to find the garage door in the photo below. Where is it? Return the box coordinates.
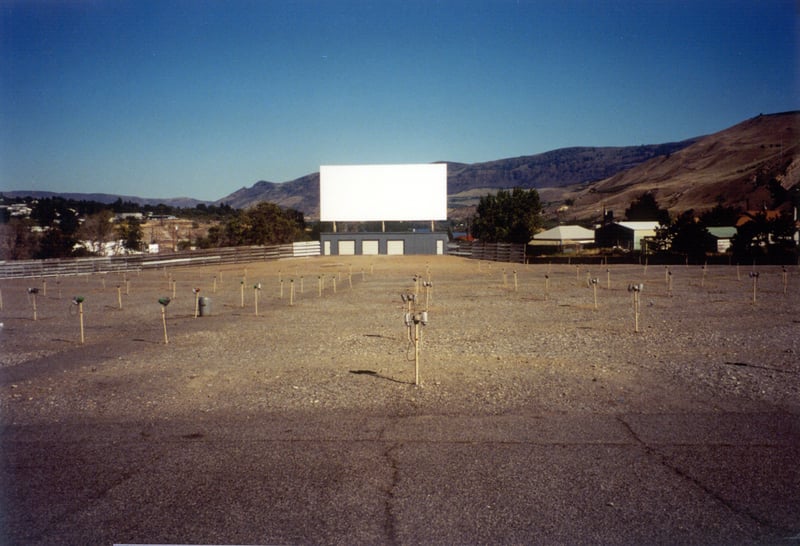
[386,240,405,255]
[362,240,379,255]
[338,240,355,255]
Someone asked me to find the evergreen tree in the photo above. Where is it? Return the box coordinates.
[624,192,670,224]
[472,188,542,244]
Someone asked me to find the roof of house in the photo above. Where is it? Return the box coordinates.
[531,225,595,243]
[735,210,783,227]
[615,221,660,231]
[707,226,737,239]
[528,226,594,246]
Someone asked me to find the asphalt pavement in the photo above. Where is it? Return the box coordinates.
[2,409,798,545]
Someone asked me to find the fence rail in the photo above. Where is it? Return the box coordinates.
[450,241,526,263]
[0,241,321,279]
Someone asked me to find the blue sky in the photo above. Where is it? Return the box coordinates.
[1,0,797,202]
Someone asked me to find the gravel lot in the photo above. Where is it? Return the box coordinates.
[1,255,798,544]
[2,256,797,420]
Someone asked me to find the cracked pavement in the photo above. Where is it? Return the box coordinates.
[1,256,798,544]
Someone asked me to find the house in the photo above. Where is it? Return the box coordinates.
[1,203,33,217]
[529,225,594,253]
[706,227,737,253]
[594,221,659,251]
[113,212,145,222]
[735,210,782,227]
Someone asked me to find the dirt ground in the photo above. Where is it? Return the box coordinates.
[1,256,797,420]
[1,255,798,544]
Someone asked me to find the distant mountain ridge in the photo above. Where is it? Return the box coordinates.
[7,112,798,224]
[0,191,208,209]
[445,141,698,194]
[562,111,800,222]
[213,140,699,220]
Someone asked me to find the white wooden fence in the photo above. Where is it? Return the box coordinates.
[0,241,321,279]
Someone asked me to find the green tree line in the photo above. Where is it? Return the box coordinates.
[0,195,306,260]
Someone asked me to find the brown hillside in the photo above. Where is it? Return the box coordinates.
[561,112,800,223]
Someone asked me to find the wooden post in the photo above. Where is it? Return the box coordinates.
[414,321,420,386]
[117,286,123,309]
[161,306,169,345]
[290,280,295,306]
[78,301,85,344]
[240,281,245,308]
[782,267,788,296]
[750,272,759,304]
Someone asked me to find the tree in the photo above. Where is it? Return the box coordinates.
[244,202,301,245]
[0,219,38,259]
[116,217,143,253]
[223,202,304,246]
[625,192,670,224]
[472,188,542,244]
[658,210,710,263]
[35,227,76,258]
[77,210,114,254]
[700,203,740,227]
[731,211,797,260]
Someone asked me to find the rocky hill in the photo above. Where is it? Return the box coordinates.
[215,141,697,221]
[217,112,799,223]
[8,112,797,225]
[218,173,320,215]
[560,112,800,223]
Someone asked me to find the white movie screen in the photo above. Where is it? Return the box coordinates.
[320,164,447,222]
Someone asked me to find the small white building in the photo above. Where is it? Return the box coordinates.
[595,221,659,251]
[707,227,737,253]
[530,225,595,252]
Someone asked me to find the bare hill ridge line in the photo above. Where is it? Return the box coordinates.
[219,112,799,222]
[7,112,798,223]
[563,111,800,222]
